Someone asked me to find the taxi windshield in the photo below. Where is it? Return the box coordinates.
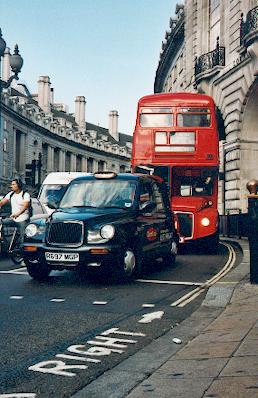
[59,179,137,209]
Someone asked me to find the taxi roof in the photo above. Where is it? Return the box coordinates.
[68,172,163,184]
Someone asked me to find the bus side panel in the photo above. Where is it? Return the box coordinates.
[132,128,153,165]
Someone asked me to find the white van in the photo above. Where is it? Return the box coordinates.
[38,172,89,214]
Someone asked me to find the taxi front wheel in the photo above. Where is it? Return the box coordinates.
[117,247,142,280]
[26,261,51,281]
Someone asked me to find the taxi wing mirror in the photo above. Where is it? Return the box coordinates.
[139,200,156,214]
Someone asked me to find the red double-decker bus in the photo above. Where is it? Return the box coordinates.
[132,93,219,253]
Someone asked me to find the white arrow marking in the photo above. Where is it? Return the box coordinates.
[138,311,164,324]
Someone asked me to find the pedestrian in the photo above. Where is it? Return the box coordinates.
[0,179,31,245]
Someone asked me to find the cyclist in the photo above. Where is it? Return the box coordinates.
[0,179,31,245]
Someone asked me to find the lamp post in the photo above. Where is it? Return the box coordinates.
[0,28,23,129]
[0,28,23,189]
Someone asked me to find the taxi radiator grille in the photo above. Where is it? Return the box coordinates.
[47,222,83,246]
[177,213,193,238]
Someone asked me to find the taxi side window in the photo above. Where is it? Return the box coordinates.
[139,183,152,204]
[139,182,166,215]
[152,182,166,214]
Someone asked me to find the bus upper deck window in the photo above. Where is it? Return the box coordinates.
[140,107,173,127]
[177,108,211,127]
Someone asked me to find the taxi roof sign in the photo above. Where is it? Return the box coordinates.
[93,171,117,179]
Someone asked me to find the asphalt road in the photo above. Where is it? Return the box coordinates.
[0,242,242,398]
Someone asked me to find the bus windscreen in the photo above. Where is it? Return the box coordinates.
[140,108,173,127]
[177,108,211,127]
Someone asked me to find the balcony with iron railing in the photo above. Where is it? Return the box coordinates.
[240,6,258,47]
[194,37,225,80]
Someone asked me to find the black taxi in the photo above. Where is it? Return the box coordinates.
[22,172,178,281]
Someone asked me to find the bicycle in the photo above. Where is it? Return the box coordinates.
[0,216,24,265]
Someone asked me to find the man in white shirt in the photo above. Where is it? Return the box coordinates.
[0,179,31,244]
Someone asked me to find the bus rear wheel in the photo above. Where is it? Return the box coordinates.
[162,241,177,266]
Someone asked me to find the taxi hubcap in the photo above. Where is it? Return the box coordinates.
[123,249,136,275]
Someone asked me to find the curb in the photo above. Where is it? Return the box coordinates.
[71,238,249,398]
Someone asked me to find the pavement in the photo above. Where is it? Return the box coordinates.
[71,238,258,398]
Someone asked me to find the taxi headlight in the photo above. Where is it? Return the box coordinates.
[100,224,115,239]
[201,217,210,227]
[25,224,38,237]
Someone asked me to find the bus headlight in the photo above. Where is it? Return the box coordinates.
[25,224,38,237]
[201,217,210,227]
[100,224,115,239]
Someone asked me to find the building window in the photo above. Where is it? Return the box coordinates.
[3,137,7,152]
[77,155,82,172]
[173,64,177,82]
[209,0,220,49]
[3,160,8,177]
[87,157,93,173]
[15,130,22,172]
[65,151,71,171]
[54,148,60,171]
[98,160,105,172]
[179,53,184,74]
[3,119,7,130]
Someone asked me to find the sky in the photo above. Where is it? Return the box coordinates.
[1,0,179,135]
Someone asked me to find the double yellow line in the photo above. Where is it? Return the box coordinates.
[171,242,236,307]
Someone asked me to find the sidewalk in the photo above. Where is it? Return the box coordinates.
[72,238,258,398]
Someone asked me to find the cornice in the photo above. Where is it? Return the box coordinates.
[1,103,130,161]
[154,13,185,93]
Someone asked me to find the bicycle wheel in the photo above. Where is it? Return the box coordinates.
[9,229,24,265]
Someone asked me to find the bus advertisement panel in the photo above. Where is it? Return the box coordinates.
[132,93,219,253]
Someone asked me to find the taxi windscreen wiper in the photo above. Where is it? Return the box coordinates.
[101,206,128,210]
[62,205,97,208]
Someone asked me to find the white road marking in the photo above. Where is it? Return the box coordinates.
[50,299,65,302]
[0,394,36,398]
[170,242,236,308]
[136,279,203,286]
[0,266,28,275]
[0,270,28,274]
[142,304,155,308]
[138,311,164,324]
[29,328,145,377]
[93,301,107,305]
[9,296,24,300]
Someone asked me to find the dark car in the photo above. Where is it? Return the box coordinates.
[0,197,48,254]
[22,172,179,281]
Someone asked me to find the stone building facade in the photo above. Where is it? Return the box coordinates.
[0,66,132,194]
[154,0,258,215]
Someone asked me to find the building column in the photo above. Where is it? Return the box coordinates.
[70,153,77,171]
[82,157,87,172]
[47,145,54,173]
[59,150,66,171]
[93,159,98,173]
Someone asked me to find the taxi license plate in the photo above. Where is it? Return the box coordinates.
[45,252,79,262]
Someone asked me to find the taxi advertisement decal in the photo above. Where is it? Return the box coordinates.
[146,227,158,241]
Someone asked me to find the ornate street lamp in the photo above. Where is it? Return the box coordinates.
[0,29,23,189]
[0,28,23,92]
